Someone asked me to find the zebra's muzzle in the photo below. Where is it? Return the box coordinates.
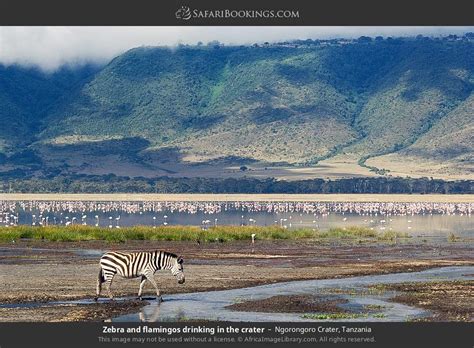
[177,274,185,284]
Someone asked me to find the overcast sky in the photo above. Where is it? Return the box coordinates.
[0,26,472,71]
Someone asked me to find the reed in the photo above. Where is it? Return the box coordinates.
[0,225,409,243]
[0,225,315,243]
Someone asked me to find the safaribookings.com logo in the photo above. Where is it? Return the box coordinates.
[175,6,300,20]
[176,6,192,20]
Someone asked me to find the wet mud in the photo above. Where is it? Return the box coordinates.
[0,239,472,321]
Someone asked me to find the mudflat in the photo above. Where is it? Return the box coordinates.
[0,239,472,321]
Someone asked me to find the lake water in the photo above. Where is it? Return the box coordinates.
[0,201,472,237]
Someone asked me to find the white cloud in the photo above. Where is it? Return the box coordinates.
[0,26,472,72]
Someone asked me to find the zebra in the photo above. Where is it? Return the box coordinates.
[95,250,185,301]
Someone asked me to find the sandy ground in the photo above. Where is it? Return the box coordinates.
[1,193,473,203]
[0,239,472,321]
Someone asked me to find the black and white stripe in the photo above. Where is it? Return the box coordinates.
[95,250,185,301]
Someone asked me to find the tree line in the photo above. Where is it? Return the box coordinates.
[1,175,472,194]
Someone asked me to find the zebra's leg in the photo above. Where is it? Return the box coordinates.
[137,275,147,300]
[95,279,101,301]
[143,272,162,302]
[105,273,116,300]
[95,285,100,300]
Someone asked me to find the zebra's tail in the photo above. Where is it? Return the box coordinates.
[95,268,105,301]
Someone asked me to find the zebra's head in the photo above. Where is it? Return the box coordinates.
[171,255,185,284]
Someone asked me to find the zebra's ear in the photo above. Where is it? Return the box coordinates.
[177,256,184,264]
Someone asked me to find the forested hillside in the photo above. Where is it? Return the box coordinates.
[0,35,472,183]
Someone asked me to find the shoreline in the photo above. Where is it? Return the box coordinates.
[1,193,473,203]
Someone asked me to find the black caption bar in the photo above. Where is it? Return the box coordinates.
[0,322,473,348]
[0,0,473,25]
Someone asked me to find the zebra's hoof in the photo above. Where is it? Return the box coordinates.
[156,296,163,303]
[94,296,99,302]
[137,296,143,301]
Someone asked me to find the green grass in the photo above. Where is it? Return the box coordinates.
[363,304,387,311]
[302,310,388,320]
[318,226,377,239]
[373,313,386,318]
[0,225,409,243]
[0,225,316,243]
[447,232,461,243]
[317,226,410,240]
[302,312,368,320]
[367,284,389,293]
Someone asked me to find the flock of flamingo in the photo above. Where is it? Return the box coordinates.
[0,200,471,228]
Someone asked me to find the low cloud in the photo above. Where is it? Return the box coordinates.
[0,26,472,72]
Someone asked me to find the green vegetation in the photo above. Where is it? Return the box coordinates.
[367,284,390,293]
[0,225,409,243]
[302,303,390,320]
[317,226,410,240]
[1,175,472,194]
[317,226,377,238]
[402,95,474,161]
[0,225,316,243]
[0,35,473,183]
[0,64,99,152]
[301,313,368,320]
[447,232,461,243]
[379,230,411,241]
[364,304,387,311]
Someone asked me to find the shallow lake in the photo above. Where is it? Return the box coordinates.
[1,201,472,237]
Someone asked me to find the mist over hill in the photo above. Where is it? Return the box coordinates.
[0,35,473,184]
